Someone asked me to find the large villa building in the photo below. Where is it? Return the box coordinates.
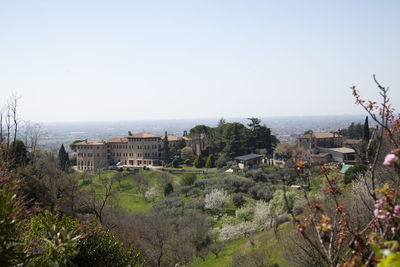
[75,131,204,171]
[297,132,356,164]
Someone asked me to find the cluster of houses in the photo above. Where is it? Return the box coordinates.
[234,131,358,170]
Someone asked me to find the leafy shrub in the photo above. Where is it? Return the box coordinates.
[81,177,92,186]
[269,189,297,215]
[184,159,192,166]
[23,210,81,266]
[249,185,273,201]
[153,196,184,218]
[180,185,191,195]
[181,173,197,186]
[235,204,254,222]
[185,198,205,211]
[344,164,368,184]
[232,193,245,208]
[72,223,144,267]
[0,183,28,266]
[172,159,179,168]
[144,188,157,202]
[215,155,228,169]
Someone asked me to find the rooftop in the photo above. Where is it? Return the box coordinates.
[325,147,355,154]
[160,135,181,141]
[75,140,105,146]
[128,132,162,138]
[234,154,263,161]
[298,132,342,139]
[108,137,128,143]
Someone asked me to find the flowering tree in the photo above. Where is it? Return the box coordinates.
[253,201,272,230]
[283,76,400,266]
[204,189,228,214]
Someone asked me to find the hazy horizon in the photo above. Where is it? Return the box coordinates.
[40,113,367,124]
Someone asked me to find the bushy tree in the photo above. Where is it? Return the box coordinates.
[72,223,144,267]
[232,192,245,208]
[181,147,194,161]
[181,173,197,186]
[8,139,29,168]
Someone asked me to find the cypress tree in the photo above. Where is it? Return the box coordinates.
[58,144,70,171]
[163,131,170,163]
[164,182,173,196]
[363,116,370,142]
[193,155,204,168]
[205,154,215,168]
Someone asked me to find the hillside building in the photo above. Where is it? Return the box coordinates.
[76,131,204,171]
[297,132,356,164]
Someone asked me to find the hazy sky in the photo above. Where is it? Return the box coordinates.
[1,0,399,122]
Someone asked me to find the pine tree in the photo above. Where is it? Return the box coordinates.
[58,144,70,171]
[363,116,370,142]
[163,131,170,163]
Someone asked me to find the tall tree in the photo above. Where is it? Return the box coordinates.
[193,155,205,168]
[363,116,370,142]
[205,154,215,168]
[58,144,70,171]
[163,131,170,163]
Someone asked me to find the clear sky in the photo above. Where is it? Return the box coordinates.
[1,0,399,122]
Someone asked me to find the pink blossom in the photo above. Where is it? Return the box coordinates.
[392,227,397,234]
[383,153,399,168]
[374,209,380,217]
[394,205,400,215]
